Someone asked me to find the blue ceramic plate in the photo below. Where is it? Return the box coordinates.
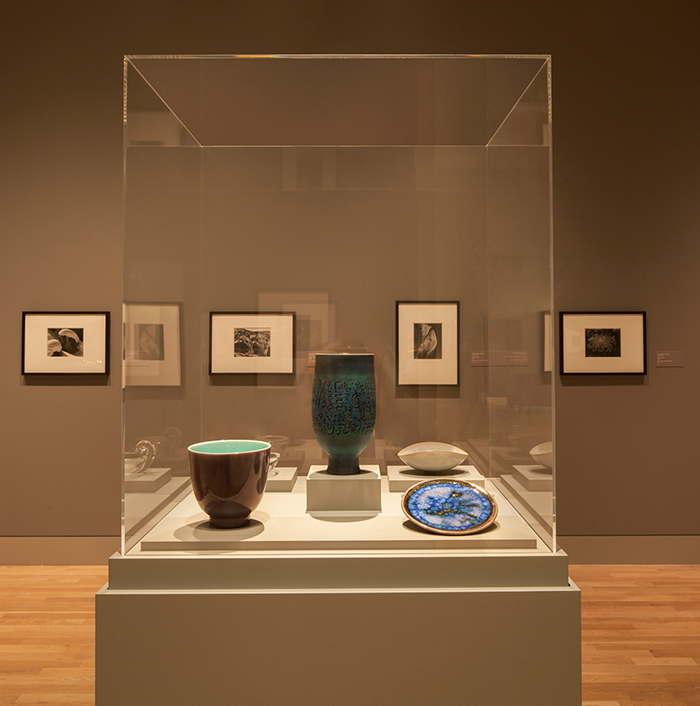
[401,479,498,535]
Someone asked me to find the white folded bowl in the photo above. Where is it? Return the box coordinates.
[529,441,553,469]
[398,442,468,472]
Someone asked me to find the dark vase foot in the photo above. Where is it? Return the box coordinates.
[208,516,251,529]
[325,456,362,475]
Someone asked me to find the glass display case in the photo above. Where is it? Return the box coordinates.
[122,53,555,555]
[100,55,578,706]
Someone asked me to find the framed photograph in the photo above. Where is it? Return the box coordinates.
[560,311,646,375]
[210,312,296,374]
[124,303,181,386]
[396,301,459,386]
[22,311,110,375]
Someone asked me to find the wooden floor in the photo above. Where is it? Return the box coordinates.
[0,567,105,705]
[0,565,698,705]
[570,565,700,706]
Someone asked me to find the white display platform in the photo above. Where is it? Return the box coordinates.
[136,476,537,552]
[265,466,298,492]
[512,463,553,491]
[123,467,172,493]
[99,478,580,706]
[123,477,191,536]
[97,582,581,706]
[306,464,381,511]
[387,464,485,492]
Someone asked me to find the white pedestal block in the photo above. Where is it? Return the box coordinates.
[387,464,485,492]
[512,464,553,492]
[306,464,381,512]
[123,467,172,493]
[99,482,580,706]
[96,580,580,706]
[265,466,298,492]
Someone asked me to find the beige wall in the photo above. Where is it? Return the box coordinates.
[1,1,698,552]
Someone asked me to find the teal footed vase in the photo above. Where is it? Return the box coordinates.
[311,353,376,475]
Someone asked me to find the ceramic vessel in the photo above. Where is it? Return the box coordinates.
[529,441,553,469]
[398,441,467,472]
[188,439,276,528]
[312,353,376,475]
[402,479,498,535]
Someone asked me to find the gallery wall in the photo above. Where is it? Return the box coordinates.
[1,0,698,561]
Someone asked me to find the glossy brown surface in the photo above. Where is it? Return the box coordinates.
[189,447,270,528]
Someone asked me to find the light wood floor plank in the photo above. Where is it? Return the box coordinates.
[0,564,698,704]
[0,566,106,705]
[571,564,700,706]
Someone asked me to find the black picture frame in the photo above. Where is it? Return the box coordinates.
[559,311,646,375]
[22,311,110,375]
[210,311,296,375]
[396,301,460,386]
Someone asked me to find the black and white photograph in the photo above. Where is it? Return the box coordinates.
[560,312,646,374]
[47,328,84,357]
[585,328,621,358]
[210,312,295,374]
[134,323,165,361]
[397,301,459,386]
[413,323,442,359]
[23,312,109,375]
[234,327,271,357]
[124,304,180,385]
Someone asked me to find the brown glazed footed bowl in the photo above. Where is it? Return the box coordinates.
[188,439,272,529]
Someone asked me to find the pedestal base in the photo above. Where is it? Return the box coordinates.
[306,464,381,512]
[124,468,172,493]
[96,579,580,706]
[512,464,553,491]
[265,466,298,492]
[100,479,580,706]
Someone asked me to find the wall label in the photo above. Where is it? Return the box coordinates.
[471,351,530,367]
[655,351,683,367]
[471,351,488,366]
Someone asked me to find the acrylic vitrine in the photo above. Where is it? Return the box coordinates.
[121,53,555,553]
[100,55,579,706]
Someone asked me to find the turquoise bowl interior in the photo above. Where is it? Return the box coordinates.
[188,440,270,454]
